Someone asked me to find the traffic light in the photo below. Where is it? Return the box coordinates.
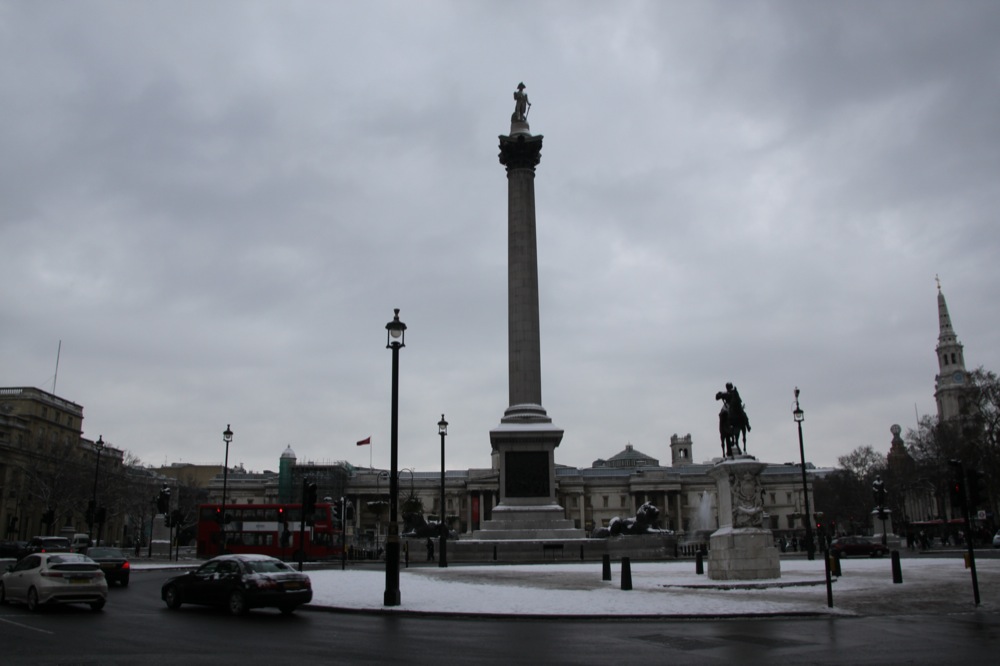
[95,507,106,524]
[278,506,286,524]
[164,513,172,528]
[331,501,340,524]
[42,509,55,526]
[345,499,354,522]
[303,482,317,522]
[170,510,183,528]
[950,477,966,511]
[86,500,96,525]
[967,470,987,510]
[215,507,223,524]
[157,486,171,514]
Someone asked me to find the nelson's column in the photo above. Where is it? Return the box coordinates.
[476,83,583,540]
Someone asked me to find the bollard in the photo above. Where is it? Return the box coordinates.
[891,550,903,584]
[493,545,497,561]
[621,557,632,591]
[602,553,612,581]
[824,550,834,608]
[695,550,704,575]
[831,551,842,577]
[580,544,585,561]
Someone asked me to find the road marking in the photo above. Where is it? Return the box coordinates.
[0,616,55,634]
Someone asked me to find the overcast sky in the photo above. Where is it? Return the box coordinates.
[3,1,999,477]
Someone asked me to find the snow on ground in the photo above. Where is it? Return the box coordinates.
[303,557,1000,617]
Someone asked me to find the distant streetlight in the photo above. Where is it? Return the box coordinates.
[384,308,406,607]
[438,414,448,568]
[793,388,815,561]
[88,435,105,539]
[221,424,233,554]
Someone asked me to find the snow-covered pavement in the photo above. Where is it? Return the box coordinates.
[301,557,999,617]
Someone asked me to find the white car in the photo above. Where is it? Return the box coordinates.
[0,552,108,612]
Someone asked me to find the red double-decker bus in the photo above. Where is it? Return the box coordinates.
[196,503,342,561]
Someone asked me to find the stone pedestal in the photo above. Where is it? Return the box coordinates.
[706,456,780,581]
[474,404,584,540]
[871,508,895,540]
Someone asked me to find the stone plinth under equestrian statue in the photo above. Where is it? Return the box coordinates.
[706,457,781,581]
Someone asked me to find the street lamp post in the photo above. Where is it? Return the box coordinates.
[221,425,233,554]
[438,414,448,568]
[384,308,406,607]
[88,436,104,540]
[793,388,815,561]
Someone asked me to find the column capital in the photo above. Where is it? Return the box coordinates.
[499,133,543,172]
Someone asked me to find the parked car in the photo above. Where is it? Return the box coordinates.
[85,547,130,587]
[830,536,888,558]
[161,554,312,615]
[993,530,1000,549]
[22,536,72,558]
[0,552,107,612]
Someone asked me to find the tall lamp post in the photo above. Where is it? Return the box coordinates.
[384,308,406,607]
[438,414,448,568]
[793,388,815,561]
[88,436,104,539]
[221,425,233,554]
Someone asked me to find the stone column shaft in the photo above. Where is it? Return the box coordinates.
[499,133,544,408]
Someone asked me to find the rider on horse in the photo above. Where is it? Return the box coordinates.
[716,382,751,456]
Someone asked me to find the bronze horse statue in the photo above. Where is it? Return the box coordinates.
[716,387,751,457]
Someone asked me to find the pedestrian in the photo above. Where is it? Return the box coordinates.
[426,537,435,562]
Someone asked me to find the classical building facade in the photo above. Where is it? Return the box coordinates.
[0,387,125,542]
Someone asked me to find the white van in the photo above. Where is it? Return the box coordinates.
[70,533,92,552]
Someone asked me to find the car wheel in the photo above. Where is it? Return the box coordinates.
[163,585,182,610]
[90,598,106,612]
[279,605,297,615]
[27,587,40,612]
[228,590,248,616]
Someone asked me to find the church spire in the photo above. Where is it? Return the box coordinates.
[936,275,959,348]
[934,277,967,421]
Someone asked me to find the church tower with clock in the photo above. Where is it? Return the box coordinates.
[934,278,969,422]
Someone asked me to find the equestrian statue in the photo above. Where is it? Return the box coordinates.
[716,382,751,457]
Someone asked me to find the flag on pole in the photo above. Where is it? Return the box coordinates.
[356,436,371,446]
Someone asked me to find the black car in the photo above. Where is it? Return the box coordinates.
[85,547,130,587]
[0,540,27,559]
[161,554,312,615]
[830,536,888,558]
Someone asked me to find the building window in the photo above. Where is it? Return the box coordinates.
[602,496,609,508]
[786,492,792,503]
[769,493,776,505]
